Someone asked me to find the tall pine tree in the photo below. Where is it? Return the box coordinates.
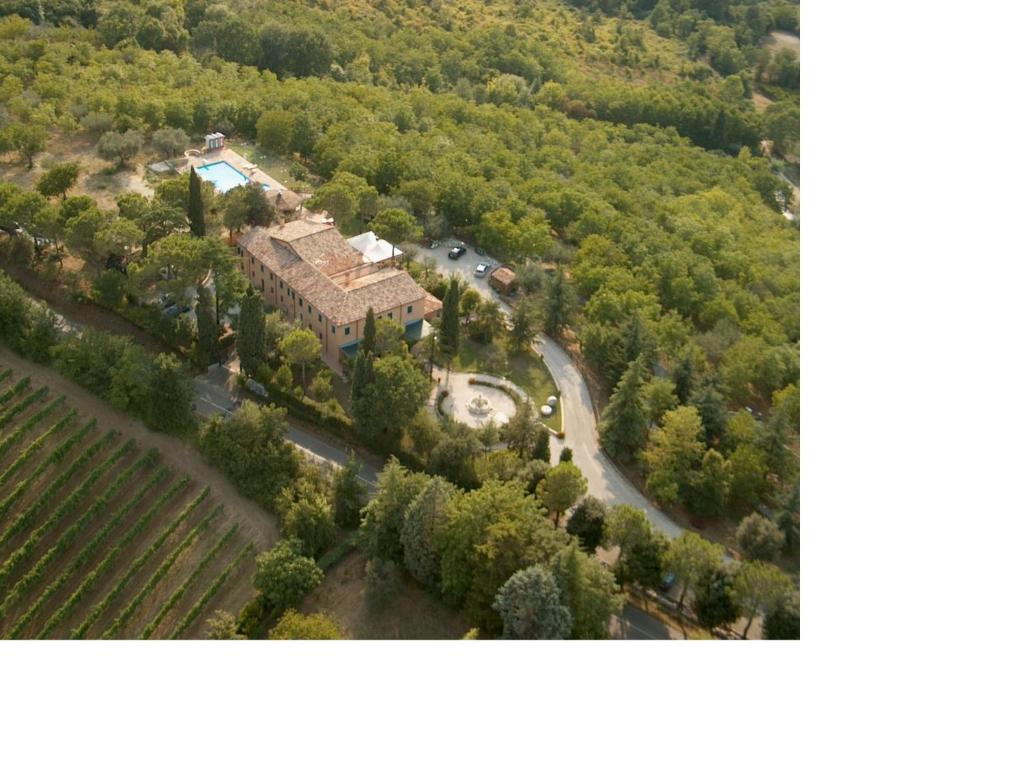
[598,357,650,460]
[237,288,266,376]
[544,267,571,336]
[362,307,377,356]
[439,276,460,355]
[188,167,205,237]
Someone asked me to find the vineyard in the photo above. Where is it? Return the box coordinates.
[0,364,259,639]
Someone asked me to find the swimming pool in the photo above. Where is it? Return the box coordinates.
[194,161,270,193]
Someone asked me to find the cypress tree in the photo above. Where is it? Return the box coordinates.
[195,286,218,366]
[598,357,650,460]
[439,276,460,355]
[532,429,551,462]
[351,349,374,401]
[362,307,377,356]
[237,288,266,376]
[188,167,205,237]
[350,350,377,436]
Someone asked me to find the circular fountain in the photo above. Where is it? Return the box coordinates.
[467,394,493,417]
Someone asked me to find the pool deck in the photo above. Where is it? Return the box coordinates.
[182,147,286,192]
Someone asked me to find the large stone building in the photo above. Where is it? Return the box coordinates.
[237,220,439,360]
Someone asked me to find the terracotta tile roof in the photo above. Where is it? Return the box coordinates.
[333,268,426,324]
[423,294,443,316]
[238,222,428,327]
[268,220,364,275]
[489,266,516,286]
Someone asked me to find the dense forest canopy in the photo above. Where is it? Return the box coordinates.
[0,0,800,637]
[0,0,799,410]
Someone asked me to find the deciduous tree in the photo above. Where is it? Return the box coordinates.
[641,405,705,506]
[254,538,323,610]
[663,531,724,611]
[276,476,335,557]
[736,513,785,562]
[371,207,421,262]
[151,127,189,161]
[97,129,143,168]
[549,543,623,639]
[732,560,792,639]
[36,162,80,199]
[279,327,320,387]
[269,609,343,639]
[361,458,428,563]
[565,496,607,554]
[694,565,739,635]
[537,461,587,527]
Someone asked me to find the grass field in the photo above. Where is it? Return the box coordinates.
[0,364,259,639]
[301,549,470,640]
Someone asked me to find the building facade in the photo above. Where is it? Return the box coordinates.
[237,220,433,360]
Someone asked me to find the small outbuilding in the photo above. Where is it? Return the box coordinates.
[265,188,305,220]
[488,265,517,295]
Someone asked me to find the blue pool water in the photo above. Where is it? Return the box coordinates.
[194,161,270,193]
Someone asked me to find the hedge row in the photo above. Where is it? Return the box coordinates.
[8,465,171,639]
[70,484,209,640]
[140,522,238,639]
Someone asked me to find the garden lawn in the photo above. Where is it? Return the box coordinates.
[450,338,561,431]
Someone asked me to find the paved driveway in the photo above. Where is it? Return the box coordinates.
[194,365,378,489]
[416,241,682,537]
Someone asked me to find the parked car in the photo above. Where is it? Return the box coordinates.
[474,263,488,277]
[659,573,677,593]
[448,244,467,260]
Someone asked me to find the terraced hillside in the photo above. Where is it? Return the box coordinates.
[0,362,264,639]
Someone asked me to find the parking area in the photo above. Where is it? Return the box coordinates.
[417,239,506,308]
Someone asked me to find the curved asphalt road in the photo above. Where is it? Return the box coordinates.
[417,242,682,538]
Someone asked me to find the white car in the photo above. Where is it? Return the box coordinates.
[474,263,488,277]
